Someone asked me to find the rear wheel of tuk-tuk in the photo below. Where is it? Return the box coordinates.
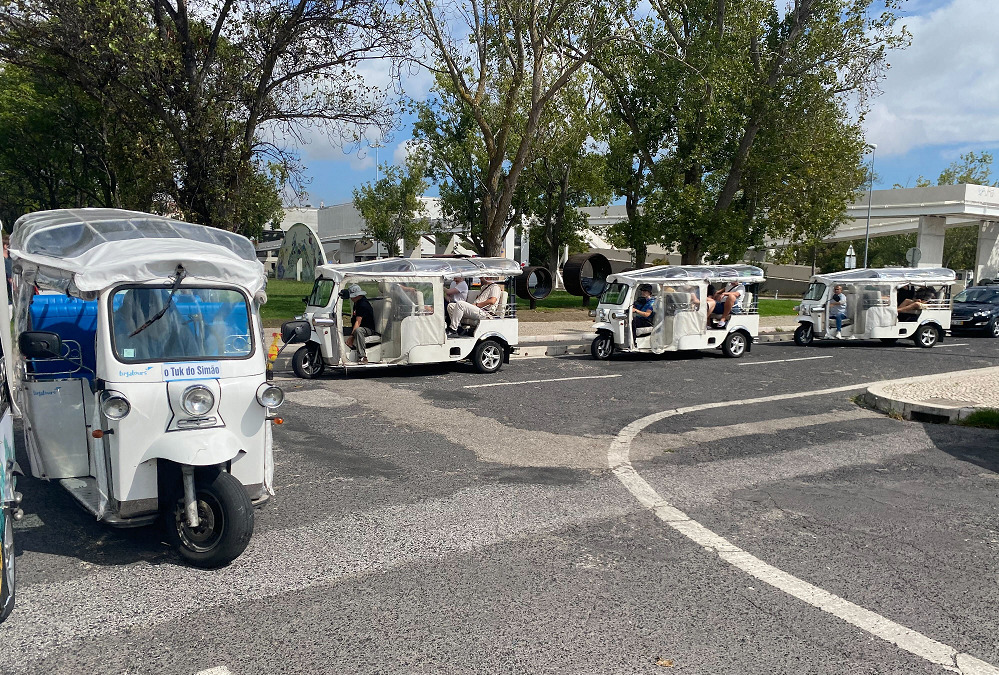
[292,342,325,379]
[914,324,939,348]
[722,331,748,358]
[0,514,15,623]
[591,334,613,360]
[472,339,504,374]
[793,323,814,346]
[165,469,254,569]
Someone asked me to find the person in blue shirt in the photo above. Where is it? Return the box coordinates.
[631,284,655,340]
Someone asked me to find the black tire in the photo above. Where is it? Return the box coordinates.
[879,338,898,345]
[793,323,814,346]
[165,469,254,569]
[472,339,504,374]
[914,324,939,348]
[0,512,15,623]
[591,334,613,360]
[291,342,324,379]
[989,320,999,338]
[722,331,748,358]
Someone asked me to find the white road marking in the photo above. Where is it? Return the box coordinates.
[463,374,621,389]
[608,381,999,674]
[195,668,233,675]
[905,343,968,350]
[738,355,833,366]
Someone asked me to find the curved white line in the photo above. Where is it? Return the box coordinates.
[608,383,998,675]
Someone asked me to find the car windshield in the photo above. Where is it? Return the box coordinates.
[954,287,999,304]
[803,282,826,301]
[600,282,630,305]
[111,287,252,362]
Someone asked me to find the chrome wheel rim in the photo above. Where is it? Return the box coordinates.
[596,338,611,357]
[728,334,746,355]
[919,327,936,346]
[480,344,502,370]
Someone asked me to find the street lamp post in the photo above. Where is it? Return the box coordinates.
[864,143,877,268]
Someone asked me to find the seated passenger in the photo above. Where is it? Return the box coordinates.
[715,281,745,327]
[898,287,933,320]
[631,284,655,339]
[446,276,503,336]
[445,275,468,306]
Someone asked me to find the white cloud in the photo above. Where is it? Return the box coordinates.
[867,0,999,156]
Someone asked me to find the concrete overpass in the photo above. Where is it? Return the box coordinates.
[580,183,999,279]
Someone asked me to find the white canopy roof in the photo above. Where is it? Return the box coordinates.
[10,209,266,295]
[812,267,956,284]
[316,256,523,281]
[608,264,765,285]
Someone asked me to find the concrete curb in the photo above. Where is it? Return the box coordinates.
[863,365,999,423]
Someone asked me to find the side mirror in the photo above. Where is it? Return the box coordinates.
[19,331,63,359]
[281,320,311,345]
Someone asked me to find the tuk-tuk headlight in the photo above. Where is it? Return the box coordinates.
[181,385,215,416]
[597,308,608,322]
[256,383,285,408]
[101,392,131,420]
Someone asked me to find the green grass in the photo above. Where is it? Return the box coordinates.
[515,290,592,311]
[262,279,313,323]
[756,299,799,317]
[959,409,999,430]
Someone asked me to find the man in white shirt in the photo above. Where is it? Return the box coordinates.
[445,274,468,304]
[714,281,745,328]
[446,276,503,335]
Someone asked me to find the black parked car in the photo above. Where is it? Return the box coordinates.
[950,285,999,337]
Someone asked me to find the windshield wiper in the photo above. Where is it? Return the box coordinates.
[130,265,187,338]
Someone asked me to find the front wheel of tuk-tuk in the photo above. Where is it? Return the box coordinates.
[793,323,814,346]
[292,342,325,379]
[591,334,613,360]
[165,469,254,569]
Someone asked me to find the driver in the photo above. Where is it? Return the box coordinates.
[631,284,655,339]
[344,284,377,364]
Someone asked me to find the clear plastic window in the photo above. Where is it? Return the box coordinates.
[308,279,335,308]
[111,287,252,362]
[803,283,826,301]
[600,283,630,306]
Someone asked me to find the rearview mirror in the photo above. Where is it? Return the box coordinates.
[280,320,311,345]
[19,331,63,359]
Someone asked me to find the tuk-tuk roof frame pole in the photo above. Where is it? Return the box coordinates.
[864,143,877,268]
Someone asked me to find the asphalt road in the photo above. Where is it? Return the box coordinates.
[3,335,999,674]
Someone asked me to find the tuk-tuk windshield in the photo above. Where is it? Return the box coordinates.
[111,287,253,361]
[308,279,335,307]
[600,282,630,305]
[803,282,826,301]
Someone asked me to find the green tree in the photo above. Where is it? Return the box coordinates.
[518,74,610,273]
[595,0,904,264]
[0,0,411,234]
[411,0,627,256]
[352,159,430,257]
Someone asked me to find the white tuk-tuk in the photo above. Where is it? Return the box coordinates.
[282,257,522,376]
[793,267,956,348]
[590,265,764,360]
[0,209,285,568]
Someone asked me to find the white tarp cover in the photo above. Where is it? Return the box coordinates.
[317,256,522,281]
[10,209,266,295]
[813,267,956,284]
[609,264,765,285]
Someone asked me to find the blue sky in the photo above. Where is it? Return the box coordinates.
[290,0,999,206]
